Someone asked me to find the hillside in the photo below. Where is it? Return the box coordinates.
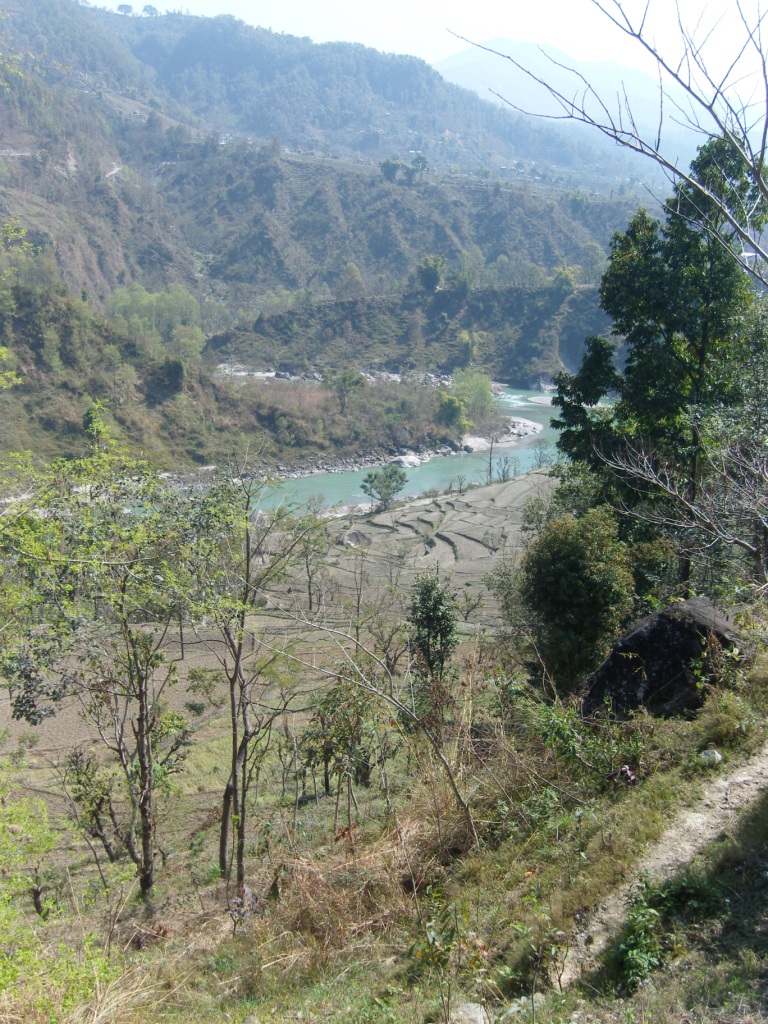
[0,8,644,306]
[0,0,635,469]
[208,282,609,382]
[1,8,767,1024]
[4,0,644,183]
[0,47,640,330]
[0,259,479,467]
[3,468,767,1024]
[154,142,634,308]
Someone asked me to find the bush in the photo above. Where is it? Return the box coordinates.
[518,506,635,691]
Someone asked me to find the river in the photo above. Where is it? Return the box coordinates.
[264,387,557,510]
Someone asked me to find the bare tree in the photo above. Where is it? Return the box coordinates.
[599,435,768,586]
[468,1,768,278]
[189,467,324,888]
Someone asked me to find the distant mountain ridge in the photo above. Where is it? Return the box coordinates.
[435,38,696,170]
[5,0,645,182]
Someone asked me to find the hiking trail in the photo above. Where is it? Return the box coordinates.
[560,738,768,987]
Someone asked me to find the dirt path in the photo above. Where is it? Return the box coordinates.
[560,739,768,987]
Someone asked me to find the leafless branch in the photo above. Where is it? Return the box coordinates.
[454,0,768,280]
[596,436,768,583]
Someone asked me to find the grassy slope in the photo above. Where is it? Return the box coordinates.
[3,480,767,1024]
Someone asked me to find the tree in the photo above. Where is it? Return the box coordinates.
[489,1,768,281]
[336,262,365,301]
[436,390,471,435]
[379,158,403,183]
[293,499,331,613]
[1,438,198,894]
[579,241,607,285]
[188,470,322,887]
[453,247,486,291]
[593,295,768,588]
[457,329,485,367]
[407,572,458,735]
[323,366,365,414]
[0,774,57,918]
[554,140,753,517]
[302,676,387,803]
[598,434,768,587]
[361,463,407,511]
[451,368,496,427]
[0,345,20,390]
[408,572,458,687]
[411,153,429,178]
[415,254,446,292]
[516,507,635,691]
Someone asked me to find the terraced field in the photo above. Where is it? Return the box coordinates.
[327,469,555,619]
[0,471,554,765]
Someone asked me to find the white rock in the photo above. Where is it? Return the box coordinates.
[391,454,420,468]
[700,748,723,765]
[450,1004,490,1024]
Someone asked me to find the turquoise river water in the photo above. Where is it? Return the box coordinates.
[264,388,556,510]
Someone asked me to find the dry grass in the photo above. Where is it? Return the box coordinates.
[3,482,767,1024]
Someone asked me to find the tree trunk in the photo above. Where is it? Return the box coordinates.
[235,724,255,888]
[219,775,234,877]
[135,672,155,894]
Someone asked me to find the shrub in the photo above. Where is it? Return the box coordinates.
[518,506,635,691]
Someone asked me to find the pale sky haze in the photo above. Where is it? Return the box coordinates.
[96,0,751,76]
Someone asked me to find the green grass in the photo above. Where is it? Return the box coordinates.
[4,611,768,1024]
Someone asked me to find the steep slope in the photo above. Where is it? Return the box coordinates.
[0,66,198,301]
[6,0,642,182]
[0,0,646,312]
[207,282,610,382]
[157,144,636,302]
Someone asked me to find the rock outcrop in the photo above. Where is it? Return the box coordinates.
[336,530,372,547]
[582,597,743,718]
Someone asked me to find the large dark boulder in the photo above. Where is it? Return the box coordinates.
[582,597,743,718]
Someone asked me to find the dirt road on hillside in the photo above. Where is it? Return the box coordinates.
[560,739,768,987]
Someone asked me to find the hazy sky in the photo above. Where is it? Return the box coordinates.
[97,0,748,73]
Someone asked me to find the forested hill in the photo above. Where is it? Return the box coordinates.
[0,53,638,307]
[150,143,635,308]
[209,280,609,383]
[0,0,635,467]
[4,0,641,183]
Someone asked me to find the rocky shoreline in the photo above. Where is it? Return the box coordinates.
[160,417,543,494]
[270,417,542,480]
